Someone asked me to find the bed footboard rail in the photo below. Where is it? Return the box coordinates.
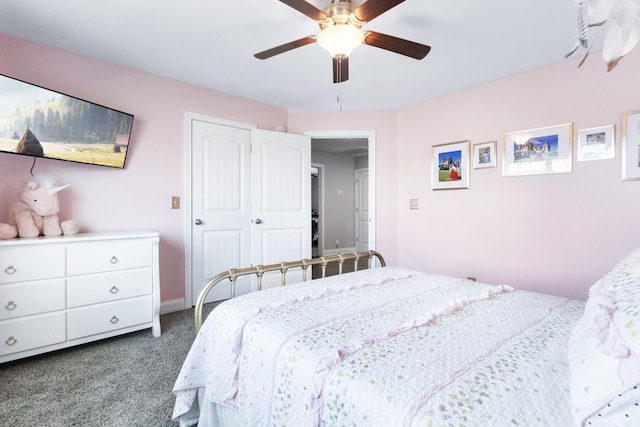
[194,250,385,334]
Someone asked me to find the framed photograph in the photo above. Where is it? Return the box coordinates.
[431,140,470,190]
[473,141,497,169]
[503,123,573,176]
[623,110,640,180]
[578,125,615,161]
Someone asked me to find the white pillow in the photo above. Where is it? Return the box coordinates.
[568,248,640,426]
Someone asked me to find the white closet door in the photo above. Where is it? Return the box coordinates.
[355,168,369,252]
[191,119,252,303]
[250,129,311,289]
[190,119,311,304]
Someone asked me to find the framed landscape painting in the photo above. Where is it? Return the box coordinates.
[432,140,469,190]
[503,123,573,176]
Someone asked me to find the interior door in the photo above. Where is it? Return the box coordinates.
[355,168,369,252]
[251,129,311,289]
[191,119,252,304]
[190,118,311,304]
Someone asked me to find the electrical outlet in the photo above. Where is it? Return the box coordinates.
[171,196,180,209]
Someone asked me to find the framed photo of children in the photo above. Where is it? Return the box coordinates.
[473,141,497,169]
[623,110,640,181]
[432,140,470,190]
[578,124,614,161]
[503,123,573,177]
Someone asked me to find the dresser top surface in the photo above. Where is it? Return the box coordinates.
[0,230,159,247]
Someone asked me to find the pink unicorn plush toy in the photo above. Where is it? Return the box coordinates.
[0,174,79,240]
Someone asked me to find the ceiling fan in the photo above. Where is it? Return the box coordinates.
[254,0,431,83]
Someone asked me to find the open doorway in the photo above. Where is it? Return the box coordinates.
[311,164,322,258]
[307,130,376,264]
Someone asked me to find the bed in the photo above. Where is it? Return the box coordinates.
[172,250,640,426]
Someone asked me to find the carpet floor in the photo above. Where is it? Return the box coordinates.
[0,305,215,427]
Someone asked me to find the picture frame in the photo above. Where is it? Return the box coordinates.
[432,140,470,190]
[578,124,615,161]
[473,141,497,169]
[503,123,573,176]
[622,110,640,181]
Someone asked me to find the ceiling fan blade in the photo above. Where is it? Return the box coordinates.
[333,56,349,83]
[363,31,431,59]
[353,0,406,23]
[279,0,327,20]
[254,36,317,59]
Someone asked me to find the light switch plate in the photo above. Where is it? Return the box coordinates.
[409,198,419,210]
[171,196,180,209]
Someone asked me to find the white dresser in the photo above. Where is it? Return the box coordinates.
[0,230,160,363]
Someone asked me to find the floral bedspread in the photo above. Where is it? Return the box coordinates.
[173,267,584,426]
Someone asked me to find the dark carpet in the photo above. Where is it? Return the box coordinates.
[0,305,216,427]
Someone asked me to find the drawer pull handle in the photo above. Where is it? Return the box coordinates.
[5,336,17,346]
[5,301,17,311]
[110,316,119,324]
[109,286,119,294]
[4,265,16,275]
[110,256,119,264]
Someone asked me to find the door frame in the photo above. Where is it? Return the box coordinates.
[183,112,256,309]
[311,162,325,256]
[305,130,376,251]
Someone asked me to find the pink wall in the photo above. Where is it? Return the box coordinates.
[2,31,638,305]
[0,34,288,302]
[396,50,640,300]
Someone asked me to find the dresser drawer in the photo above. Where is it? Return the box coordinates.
[67,239,152,275]
[67,295,152,339]
[67,269,152,308]
[0,278,66,320]
[0,246,65,284]
[0,312,66,356]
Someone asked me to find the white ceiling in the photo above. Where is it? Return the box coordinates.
[0,0,594,111]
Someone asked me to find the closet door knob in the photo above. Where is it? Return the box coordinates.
[194,219,203,225]
[254,218,262,224]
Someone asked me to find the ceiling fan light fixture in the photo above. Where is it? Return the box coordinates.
[316,23,364,58]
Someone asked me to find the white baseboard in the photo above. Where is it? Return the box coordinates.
[321,247,357,257]
[160,298,187,314]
